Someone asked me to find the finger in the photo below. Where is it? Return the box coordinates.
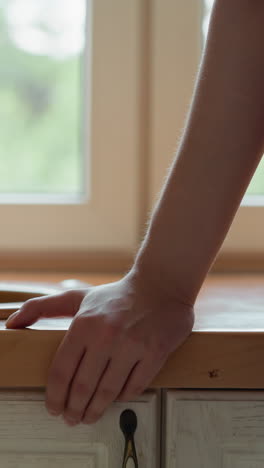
[118,353,168,401]
[63,350,110,425]
[45,320,85,416]
[81,355,139,425]
[5,290,83,328]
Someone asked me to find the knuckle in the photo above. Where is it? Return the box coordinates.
[106,322,122,336]
[108,297,128,311]
[119,384,145,401]
[74,381,92,396]
[23,297,37,309]
[71,315,88,333]
[98,387,117,401]
[118,392,130,402]
[75,310,96,326]
[63,289,75,298]
[49,368,68,385]
[127,386,144,398]
[102,318,123,339]
[64,289,84,306]
[132,385,145,395]
[72,315,85,329]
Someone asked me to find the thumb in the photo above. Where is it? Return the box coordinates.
[5,289,87,329]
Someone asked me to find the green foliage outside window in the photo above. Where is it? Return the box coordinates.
[0,0,84,194]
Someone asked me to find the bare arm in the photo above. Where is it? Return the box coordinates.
[131,0,264,306]
[7,0,264,427]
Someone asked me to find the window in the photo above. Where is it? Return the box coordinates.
[2,1,262,269]
[0,0,84,197]
[0,1,143,258]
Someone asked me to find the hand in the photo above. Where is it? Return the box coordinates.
[5,271,194,426]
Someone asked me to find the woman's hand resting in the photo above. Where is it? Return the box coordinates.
[5,270,194,426]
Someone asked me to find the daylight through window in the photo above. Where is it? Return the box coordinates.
[0,0,86,195]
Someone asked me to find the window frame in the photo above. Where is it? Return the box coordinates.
[0,0,144,258]
[2,0,262,274]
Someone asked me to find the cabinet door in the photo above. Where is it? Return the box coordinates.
[0,389,160,467]
[165,390,264,468]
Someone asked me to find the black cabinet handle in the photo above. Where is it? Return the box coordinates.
[120,409,139,468]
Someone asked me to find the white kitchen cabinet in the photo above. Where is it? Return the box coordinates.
[164,390,264,468]
[4,275,264,467]
[0,389,160,468]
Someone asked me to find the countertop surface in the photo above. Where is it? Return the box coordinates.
[0,272,264,388]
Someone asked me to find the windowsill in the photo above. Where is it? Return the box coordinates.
[0,271,123,287]
[0,193,89,205]
[0,272,264,389]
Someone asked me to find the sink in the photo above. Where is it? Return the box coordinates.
[0,283,63,320]
[0,280,90,320]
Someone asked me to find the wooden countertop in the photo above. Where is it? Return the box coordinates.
[0,272,264,389]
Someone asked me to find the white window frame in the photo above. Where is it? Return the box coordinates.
[149,0,264,255]
[0,0,143,253]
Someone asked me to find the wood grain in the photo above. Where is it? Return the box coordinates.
[0,273,264,388]
[165,390,264,467]
[0,390,159,468]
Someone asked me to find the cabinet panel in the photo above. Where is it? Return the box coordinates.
[224,452,264,468]
[0,390,160,468]
[0,452,103,468]
[165,390,264,468]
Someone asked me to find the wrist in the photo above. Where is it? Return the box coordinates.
[128,253,196,309]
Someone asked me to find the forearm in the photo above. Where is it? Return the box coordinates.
[132,0,264,306]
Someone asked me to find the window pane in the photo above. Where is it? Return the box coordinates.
[0,0,86,194]
[203,0,264,196]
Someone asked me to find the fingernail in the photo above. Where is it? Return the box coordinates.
[64,415,79,425]
[6,311,20,326]
[84,415,95,424]
[48,408,60,416]
[65,418,78,426]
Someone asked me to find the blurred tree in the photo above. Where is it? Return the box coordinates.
[0,1,83,194]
